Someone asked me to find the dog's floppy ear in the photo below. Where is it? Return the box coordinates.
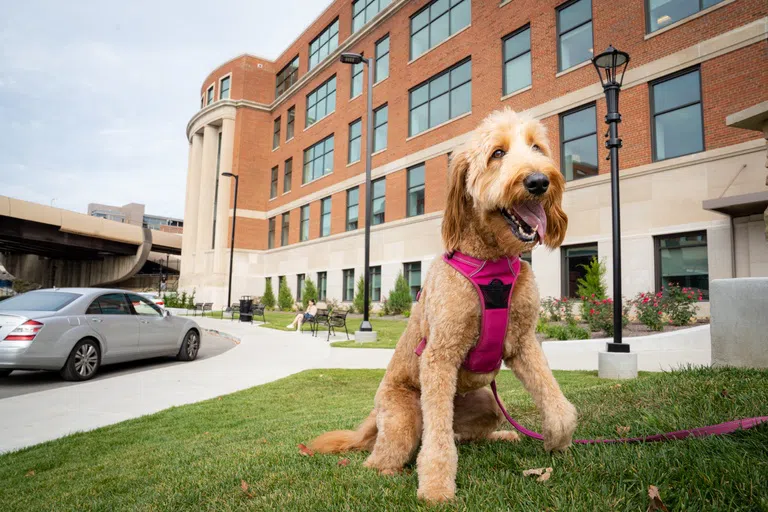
[442,151,471,253]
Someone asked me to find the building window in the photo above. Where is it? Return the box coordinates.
[346,187,359,231]
[306,76,337,127]
[373,104,388,152]
[300,205,310,241]
[562,244,598,298]
[410,0,471,60]
[286,106,296,140]
[343,269,355,301]
[521,251,532,265]
[281,213,290,246]
[557,0,593,72]
[297,274,305,302]
[206,85,214,105]
[270,166,279,199]
[303,135,334,184]
[407,163,425,217]
[353,0,391,32]
[273,117,281,150]
[375,35,390,82]
[404,262,422,301]
[651,68,704,162]
[372,177,385,225]
[647,0,724,33]
[503,26,531,96]
[560,104,597,182]
[309,19,339,70]
[276,56,299,97]
[320,197,332,237]
[348,118,362,164]
[351,60,364,98]
[370,266,382,301]
[317,272,327,301]
[268,217,275,249]
[220,76,231,100]
[284,158,293,194]
[409,58,471,137]
[655,231,709,299]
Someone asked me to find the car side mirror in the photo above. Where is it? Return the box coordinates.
[163,309,172,318]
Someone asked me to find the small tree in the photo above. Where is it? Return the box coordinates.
[353,277,368,316]
[302,278,318,309]
[387,272,413,315]
[278,277,293,311]
[262,279,276,309]
[576,257,607,300]
[187,289,196,309]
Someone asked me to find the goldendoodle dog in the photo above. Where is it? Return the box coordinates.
[309,109,577,503]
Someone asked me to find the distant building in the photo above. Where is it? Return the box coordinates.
[87,203,184,234]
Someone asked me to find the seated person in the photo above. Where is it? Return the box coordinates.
[286,300,318,332]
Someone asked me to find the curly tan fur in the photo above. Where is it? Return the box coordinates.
[309,109,577,503]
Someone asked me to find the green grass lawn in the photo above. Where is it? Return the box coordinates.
[2,367,767,511]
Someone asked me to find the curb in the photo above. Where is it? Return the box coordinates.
[203,328,241,345]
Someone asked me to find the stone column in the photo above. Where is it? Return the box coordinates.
[181,132,204,276]
[195,124,220,270]
[213,117,236,273]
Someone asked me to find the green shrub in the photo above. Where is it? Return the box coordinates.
[541,323,590,341]
[565,324,590,340]
[187,289,196,309]
[277,277,294,311]
[540,297,560,321]
[262,279,276,309]
[301,279,318,310]
[631,291,665,331]
[387,272,413,315]
[179,291,187,309]
[536,316,548,333]
[576,257,607,300]
[584,298,629,337]
[663,283,701,326]
[353,277,369,317]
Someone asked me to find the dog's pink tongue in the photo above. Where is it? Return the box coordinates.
[511,202,547,241]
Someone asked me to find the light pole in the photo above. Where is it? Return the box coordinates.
[221,172,239,312]
[592,46,636,379]
[340,51,375,338]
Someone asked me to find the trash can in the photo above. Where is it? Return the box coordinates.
[239,296,253,323]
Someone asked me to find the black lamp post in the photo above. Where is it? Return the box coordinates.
[340,51,373,333]
[592,45,630,353]
[221,172,239,312]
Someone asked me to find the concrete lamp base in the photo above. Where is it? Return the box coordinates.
[598,351,638,379]
[354,331,378,343]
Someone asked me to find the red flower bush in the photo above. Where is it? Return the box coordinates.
[631,292,665,331]
[583,297,629,336]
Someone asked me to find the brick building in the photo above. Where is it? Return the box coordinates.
[180,0,768,310]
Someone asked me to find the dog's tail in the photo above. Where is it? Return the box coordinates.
[309,409,378,454]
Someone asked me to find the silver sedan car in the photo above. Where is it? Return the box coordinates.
[0,288,201,381]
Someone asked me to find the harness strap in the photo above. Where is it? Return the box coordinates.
[491,380,768,444]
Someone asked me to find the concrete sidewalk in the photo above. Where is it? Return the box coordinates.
[0,318,393,454]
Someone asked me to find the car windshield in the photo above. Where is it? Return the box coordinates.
[0,291,81,312]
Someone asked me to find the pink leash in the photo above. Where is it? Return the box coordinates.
[490,380,768,444]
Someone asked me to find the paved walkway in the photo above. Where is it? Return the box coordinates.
[0,319,710,454]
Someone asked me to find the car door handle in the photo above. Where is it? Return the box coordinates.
[91,318,103,323]
[140,320,150,324]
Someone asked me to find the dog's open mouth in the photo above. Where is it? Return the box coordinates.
[500,202,547,243]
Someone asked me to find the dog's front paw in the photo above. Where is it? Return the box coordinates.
[543,399,577,452]
[417,480,456,504]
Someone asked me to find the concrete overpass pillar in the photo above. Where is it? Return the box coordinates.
[195,124,219,271]
[181,132,204,276]
[213,117,235,274]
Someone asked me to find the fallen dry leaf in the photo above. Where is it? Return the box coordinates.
[337,458,350,467]
[611,383,622,389]
[616,425,631,436]
[298,443,315,457]
[720,388,730,398]
[259,438,268,444]
[523,467,553,482]
[647,485,670,512]
[240,480,255,499]
[25,470,35,477]
[217,397,222,401]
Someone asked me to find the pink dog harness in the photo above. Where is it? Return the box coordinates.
[415,251,521,373]
[414,251,768,444]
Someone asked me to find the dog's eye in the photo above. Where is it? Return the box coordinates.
[531,144,542,153]
[491,149,506,159]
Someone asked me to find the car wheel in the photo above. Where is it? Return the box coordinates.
[60,339,101,381]
[0,370,12,378]
[177,330,200,361]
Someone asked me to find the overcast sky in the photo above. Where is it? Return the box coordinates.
[0,0,333,219]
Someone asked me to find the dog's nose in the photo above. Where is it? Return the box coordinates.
[524,172,549,196]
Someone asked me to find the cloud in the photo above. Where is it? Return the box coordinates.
[0,0,332,219]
